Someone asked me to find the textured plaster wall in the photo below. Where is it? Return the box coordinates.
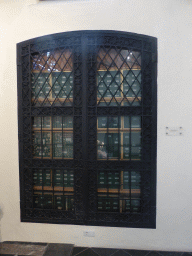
[0,0,192,252]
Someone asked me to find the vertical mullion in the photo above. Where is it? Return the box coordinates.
[107,116,109,160]
[28,44,34,211]
[118,115,120,161]
[121,117,123,160]
[129,116,132,161]
[141,39,144,216]
[151,38,157,226]
[62,116,64,160]
[81,34,89,218]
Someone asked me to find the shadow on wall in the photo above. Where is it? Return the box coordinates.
[0,206,3,242]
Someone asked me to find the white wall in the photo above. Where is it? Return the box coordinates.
[0,0,192,252]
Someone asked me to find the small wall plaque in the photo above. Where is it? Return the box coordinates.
[165,127,183,136]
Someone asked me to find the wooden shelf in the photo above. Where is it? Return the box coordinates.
[98,188,140,194]
[33,186,74,192]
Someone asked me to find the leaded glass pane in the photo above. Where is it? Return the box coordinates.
[31,49,73,106]
[97,170,141,213]
[97,48,141,106]
[97,116,141,160]
[32,116,73,159]
[33,169,74,211]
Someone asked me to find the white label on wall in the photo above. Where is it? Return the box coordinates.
[165,127,183,136]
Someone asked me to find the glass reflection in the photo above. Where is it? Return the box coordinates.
[97,116,141,160]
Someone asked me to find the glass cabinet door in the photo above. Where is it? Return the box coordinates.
[18,31,157,228]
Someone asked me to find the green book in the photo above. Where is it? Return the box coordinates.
[54,195,64,210]
[52,72,73,99]
[53,170,64,187]
[98,197,119,212]
[31,73,50,99]
[98,171,120,189]
[34,194,52,209]
[33,170,51,186]
[123,171,141,189]
[123,70,141,97]
[64,170,74,187]
[97,71,121,98]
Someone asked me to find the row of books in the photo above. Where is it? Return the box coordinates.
[33,132,73,158]
[33,116,141,130]
[33,193,74,211]
[33,169,74,187]
[98,171,141,189]
[98,197,140,213]
[31,70,141,100]
[33,116,73,129]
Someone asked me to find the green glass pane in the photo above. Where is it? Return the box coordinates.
[124,116,141,128]
[52,72,73,98]
[53,170,64,186]
[131,199,140,212]
[32,73,50,99]
[123,171,130,189]
[54,194,74,211]
[33,169,51,186]
[64,170,74,187]
[98,117,107,128]
[42,145,51,157]
[98,197,119,212]
[53,132,62,158]
[33,117,41,128]
[53,116,73,129]
[63,133,73,145]
[98,171,106,188]
[108,133,119,159]
[43,170,51,186]
[123,70,141,97]
[42,132,51,144]
[54,195,64,210]
[97,71,121,98]
[108,117,120,128]
[98,171,120,189]
[53,132,62,143]
[53,144,62,158]
[125,199,130,211]
[97,133,120,159]
[123,100,140,106]
[131,131,141,159]
[42,117,51,128]
[33,145,42,157]
[65,196,74,211]
[63,145,73,158]
[33,170,43,186]
[131,116,141,128]
[131,147,141,160]
[123,133,130,159]
[63,116,73,128]
[34,194,53,209]
[97,133,107,159]
[107,172,120,189]
[53,116,62,128]
[33,132,51,157]
[33,132,41,144]
[33,117,51,129]
[124,117,130,128]
[131,171,141,189]
[63,133,73,158]
[131,131,141,146]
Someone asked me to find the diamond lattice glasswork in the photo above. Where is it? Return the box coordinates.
[97,48,141,106]
[31,49,73,106]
